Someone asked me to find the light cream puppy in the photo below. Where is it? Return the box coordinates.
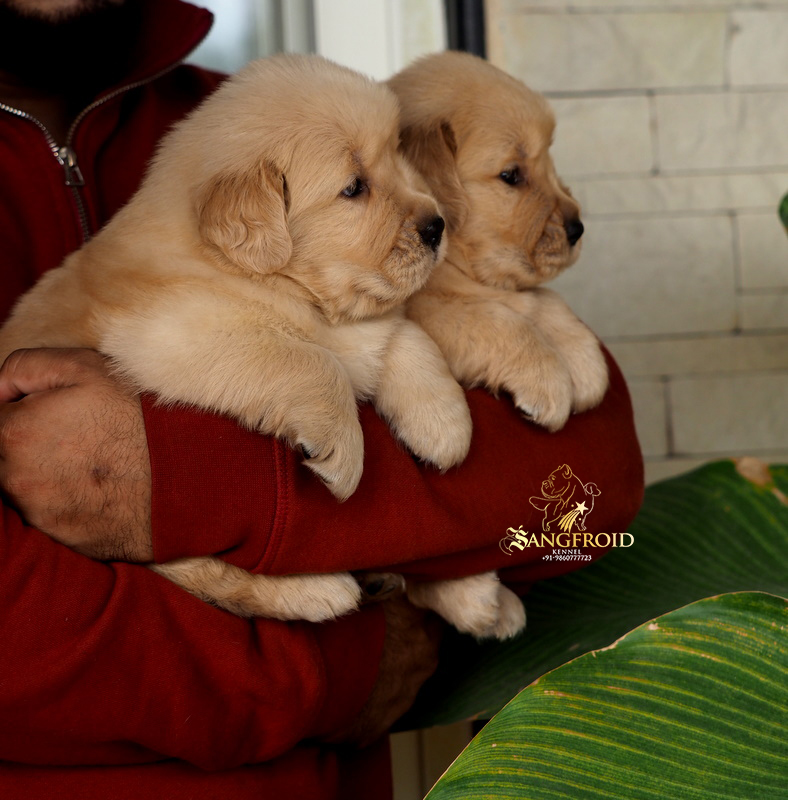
[388,51,608,431]
[0,54,474,624]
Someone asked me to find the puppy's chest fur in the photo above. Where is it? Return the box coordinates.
[223,276,406,401]
[319,317,401,400]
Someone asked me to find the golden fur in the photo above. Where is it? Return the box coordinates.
[382,52,610,639]
[388,52,609,433]
[0,54,524,639]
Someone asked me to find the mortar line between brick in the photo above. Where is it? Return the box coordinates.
[511,5,788,16]
[723,9,734,89]
[648,91,660,174]
[653,445,788,461]
[544,86,788,100]
[602,327,788,345]
[626,366,788,381]
[662,376,676,457]
[731,212,743,332]
[561,165,788,182]
[583,208,774,221]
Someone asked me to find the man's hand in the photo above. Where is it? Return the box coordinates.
[0,348,153,561]
[328,594,443,746]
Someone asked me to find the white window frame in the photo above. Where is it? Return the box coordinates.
[313,0,447,81]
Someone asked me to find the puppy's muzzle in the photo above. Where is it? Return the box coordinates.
[419,216,445,252]
[564,218,584,247]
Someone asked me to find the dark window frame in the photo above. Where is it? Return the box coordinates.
[444,0,486,58]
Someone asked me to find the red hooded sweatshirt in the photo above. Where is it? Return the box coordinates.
[0,1,644,797]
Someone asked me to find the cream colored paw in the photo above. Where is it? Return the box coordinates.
[300,418,364,501]
[522,288,609,415]
[491,585,527,639]
[407,572,526,641]
[396,387,472,471]
[151,558,361,621]
[508,355,573,432]
[270,572,362,622]
[567,338,609,414]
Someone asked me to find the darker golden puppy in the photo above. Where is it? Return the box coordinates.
[385,52,610,641]
[389,52,608,433]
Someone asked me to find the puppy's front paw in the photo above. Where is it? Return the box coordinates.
[520,288,609,415]
[397,385,472,471]
[506,351,573,432]
[408,572,526,641]
[299,416,364,501]
[567,338,609,414]
[376,339,472,470]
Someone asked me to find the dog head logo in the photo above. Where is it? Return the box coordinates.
[529,464,600,532]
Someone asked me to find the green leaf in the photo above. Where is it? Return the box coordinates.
[780,193,788,234]
[426,592,788,800]
[400,460,788,728]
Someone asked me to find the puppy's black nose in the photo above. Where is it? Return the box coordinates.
[564,218,584,247]
[419,216,445,251]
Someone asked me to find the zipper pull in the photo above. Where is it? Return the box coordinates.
[57,145,85,187]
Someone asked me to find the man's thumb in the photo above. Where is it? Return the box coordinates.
[0,348,106,402]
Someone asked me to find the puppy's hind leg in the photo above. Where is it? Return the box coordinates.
[151,557,362,621]
[407,572,526,641]
[375,319,472,470]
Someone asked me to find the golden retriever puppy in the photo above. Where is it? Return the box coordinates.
[0,54,474,623]
[386,52,610,641]
[388,51,609,432]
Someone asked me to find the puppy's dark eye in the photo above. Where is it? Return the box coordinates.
[342,178,366,198]
[499,167,524,186]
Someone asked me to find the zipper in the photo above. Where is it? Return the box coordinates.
[0,101,92,242]
[0,62,182,244]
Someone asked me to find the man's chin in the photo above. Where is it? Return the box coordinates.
[0,0,142,93]
[0,0,122,22]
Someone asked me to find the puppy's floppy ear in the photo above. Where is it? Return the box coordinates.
[197,160,292,274]
[399,121,468,233]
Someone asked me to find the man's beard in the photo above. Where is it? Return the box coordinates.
[0,0,145,94]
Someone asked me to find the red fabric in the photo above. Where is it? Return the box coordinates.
[0,0,644,796]
[145,348,641,585]
[0,1,388,797]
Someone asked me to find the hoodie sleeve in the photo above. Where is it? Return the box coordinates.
[0,502,384,770]
[146,348,644,581]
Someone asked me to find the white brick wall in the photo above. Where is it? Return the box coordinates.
[487,0,788,483]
